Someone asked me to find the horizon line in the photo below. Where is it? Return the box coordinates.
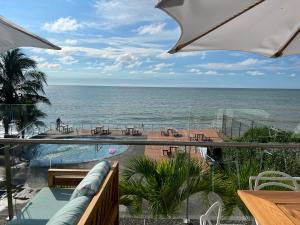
[46,84,300,90]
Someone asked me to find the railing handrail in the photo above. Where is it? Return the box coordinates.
[1,138,300,148]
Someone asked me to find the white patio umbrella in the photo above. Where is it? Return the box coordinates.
[156,0,300,58]
[0,15,60,53]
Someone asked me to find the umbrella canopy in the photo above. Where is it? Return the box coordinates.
[0,16,60,53]
[156,0,300,57]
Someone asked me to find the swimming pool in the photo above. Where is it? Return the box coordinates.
[22,137,128,167]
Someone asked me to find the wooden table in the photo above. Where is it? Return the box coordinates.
[126,126,135,134]
[238,190,300,225]
[96,125,103,130]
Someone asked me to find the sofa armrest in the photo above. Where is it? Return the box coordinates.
[48,169,90,187]
[77,162,119,225]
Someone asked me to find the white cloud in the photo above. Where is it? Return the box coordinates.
[177,51,207,59]
[32,56,61,70]
[158,52,171,59]
[93,0,165,27]
[290,73,296,77]
[153,63,173,71]
[100,53,142,72]
[58,56,78,65]
[102,64,122,72]
[189,68,219,75]
[32,56,47,63]
[246,71,264,76]
[32,45,164,62]
[189,68,200,74]
[65,39,78,45]
[205,70,218,75]
[38,63,61,70]
[43,17,81,33]
[190,58,266,71]
[136,23,166,35]
[239,58,258,66]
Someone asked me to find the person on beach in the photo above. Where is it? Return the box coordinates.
[56,117,61,130]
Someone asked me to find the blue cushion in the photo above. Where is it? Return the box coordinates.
[46,196,90,225]
[70,161,111,200]
[8,187,74,225]
[89,161,111,175]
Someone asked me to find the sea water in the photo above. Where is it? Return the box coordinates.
[39,86,300,132]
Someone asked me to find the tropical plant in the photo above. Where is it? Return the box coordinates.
[0,48,50,136]
[210,160,260,219]
[120,153,210,217]
[237,126,298,143]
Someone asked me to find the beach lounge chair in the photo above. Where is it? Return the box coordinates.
[8,161,119,225]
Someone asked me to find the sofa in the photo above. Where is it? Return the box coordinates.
[9,161,119,225]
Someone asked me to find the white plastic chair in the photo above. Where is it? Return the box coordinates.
[250,171,299,225]
[250,171,299,191]
[200,201,222,225]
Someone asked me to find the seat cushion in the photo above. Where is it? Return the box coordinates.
[70,161,111,200]
[46,196,90,225]
[8,187,74,225]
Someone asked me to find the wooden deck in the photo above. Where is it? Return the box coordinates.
[144,128,223,161]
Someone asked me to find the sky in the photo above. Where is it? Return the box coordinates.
[1,0,300,88]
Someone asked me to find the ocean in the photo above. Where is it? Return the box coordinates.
[37,86,300,133]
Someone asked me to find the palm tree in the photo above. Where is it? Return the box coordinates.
[15,105,47,138]
[120,153,210,217]
[0,48,50,136]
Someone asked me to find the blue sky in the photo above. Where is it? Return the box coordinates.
[1,0,300,88]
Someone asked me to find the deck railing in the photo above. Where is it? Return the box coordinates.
[0,138,299,224]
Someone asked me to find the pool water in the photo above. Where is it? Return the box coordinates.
[23,138,128,167]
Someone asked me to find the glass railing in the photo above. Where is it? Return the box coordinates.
[0,138,299,225]
[0,104,300,224]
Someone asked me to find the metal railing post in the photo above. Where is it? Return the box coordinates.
[183,145,192,224]
[251,121,254,141]
[230,119,233,139]
[4,145,14,220]
[224,115,227,136]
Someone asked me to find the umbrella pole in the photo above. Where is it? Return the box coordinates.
[4,145,14,220]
